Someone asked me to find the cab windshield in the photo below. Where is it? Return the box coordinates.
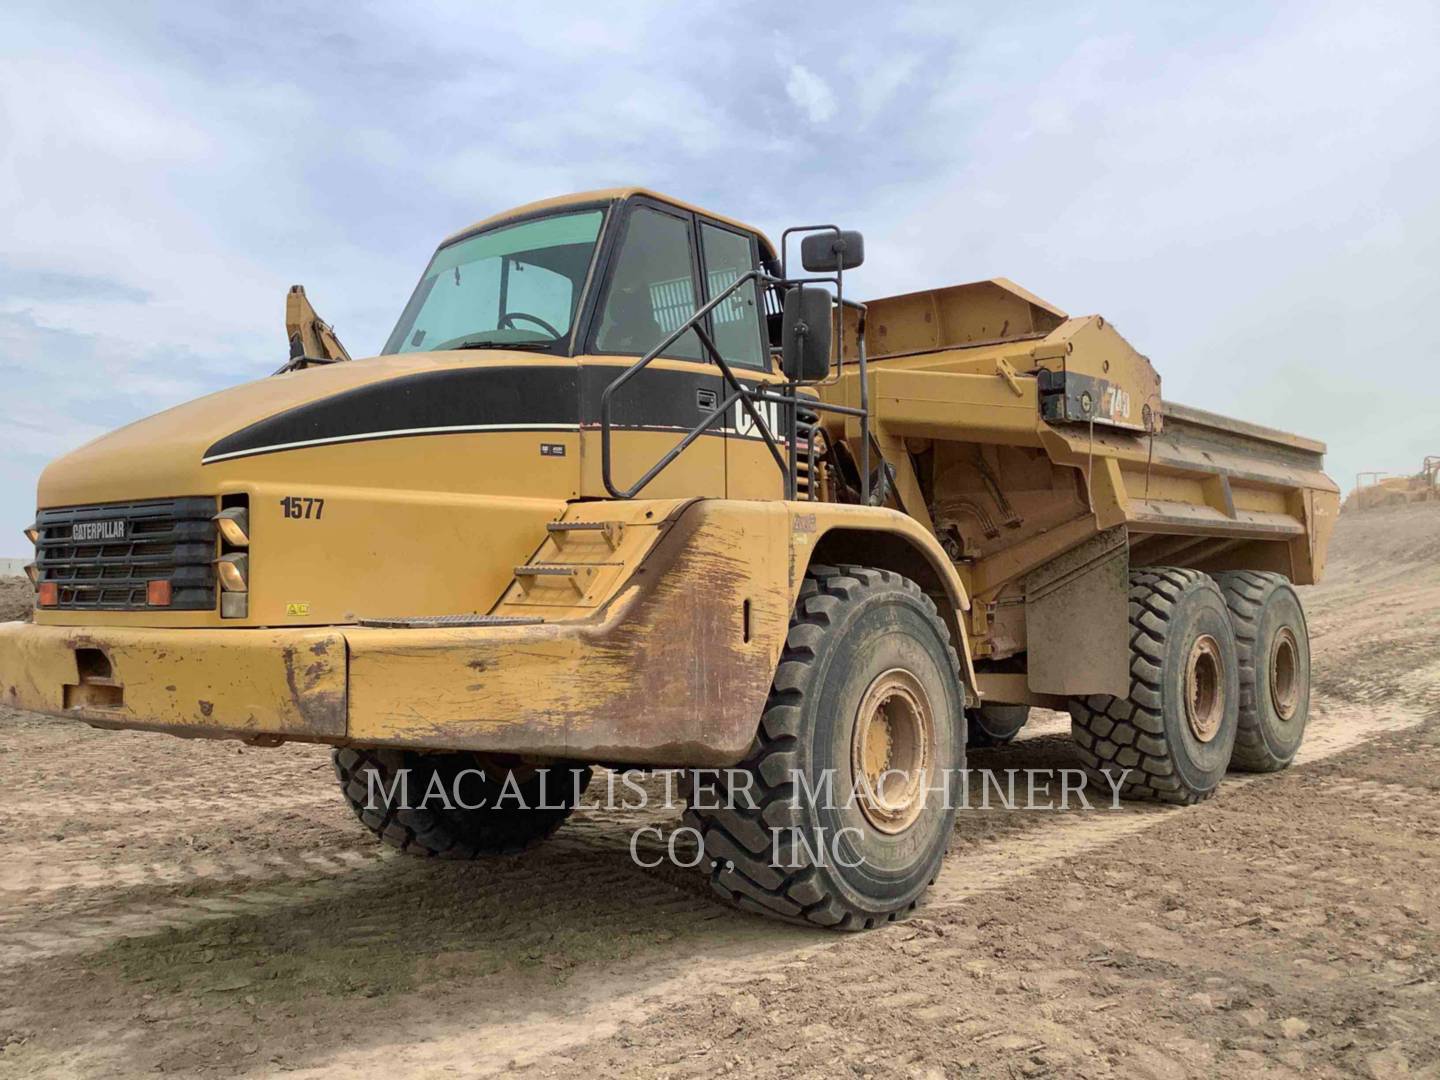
[382,209,604,355]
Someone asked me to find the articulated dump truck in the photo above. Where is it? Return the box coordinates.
[2,189,1337,929]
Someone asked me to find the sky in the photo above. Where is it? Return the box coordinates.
[1,0,1437,553]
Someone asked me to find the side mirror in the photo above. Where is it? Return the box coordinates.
[800,230,865,272]
[781,286,833,382]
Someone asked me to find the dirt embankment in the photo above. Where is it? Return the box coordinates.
[0,576,33,622]
[0,506,1437,1077]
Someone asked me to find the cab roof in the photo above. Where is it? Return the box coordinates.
[442,187,777,258]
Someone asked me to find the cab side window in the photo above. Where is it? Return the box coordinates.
[595,206,703,361]
[701,223,766,369]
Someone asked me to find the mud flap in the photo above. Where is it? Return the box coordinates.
[1025,526,1129,697]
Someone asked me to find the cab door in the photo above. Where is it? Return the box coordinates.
[697,220,787,501]
[578,199,726,500]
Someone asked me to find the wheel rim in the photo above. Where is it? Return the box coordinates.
[1269,627,1300,721]
[851,668,934,834]
[1184,634,1225,743]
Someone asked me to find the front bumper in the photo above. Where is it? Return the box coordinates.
[0,608,767,763]
[0,621,347,741]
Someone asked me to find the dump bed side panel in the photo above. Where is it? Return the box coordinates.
[1038,401,1339,585]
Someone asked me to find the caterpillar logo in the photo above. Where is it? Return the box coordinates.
[733,398,783,441]
[72,520,126,541]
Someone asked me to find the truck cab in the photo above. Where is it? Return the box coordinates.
[25,189,794,631]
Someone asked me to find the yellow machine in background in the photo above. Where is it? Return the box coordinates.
[2,189,1337,929]
[1346,459,1439,511]
[280,284,352,370]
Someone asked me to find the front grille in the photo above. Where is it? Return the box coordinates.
[35,497,217,610]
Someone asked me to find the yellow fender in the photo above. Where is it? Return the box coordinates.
[788,503,977,696]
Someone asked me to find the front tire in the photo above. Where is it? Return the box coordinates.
[333,748,591,857]
[685,565,966,930]
[1069,568,1239,805]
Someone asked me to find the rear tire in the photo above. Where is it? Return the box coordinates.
[1069,568,1239,805]
[685,565,966,930]
[1214,571,1311,772]
[967,703,1029,748]
[333,747,591,857]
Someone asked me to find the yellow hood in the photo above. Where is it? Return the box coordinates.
[36,351,561,507]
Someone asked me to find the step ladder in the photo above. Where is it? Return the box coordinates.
[502,515,631,608]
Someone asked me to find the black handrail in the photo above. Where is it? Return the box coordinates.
[599,265,872,502]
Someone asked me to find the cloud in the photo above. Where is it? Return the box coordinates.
[785,64,837,124]
[847,0,1440,499]
[0,0,1437,551]
[0,265,152,304]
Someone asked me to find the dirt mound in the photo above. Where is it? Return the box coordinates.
[1326,501,1440,577]
[0,576,33,622]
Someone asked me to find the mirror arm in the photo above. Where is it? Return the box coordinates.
[857,303,869,504]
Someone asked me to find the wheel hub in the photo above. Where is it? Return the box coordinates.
[851,669,935,834]
[1184,634,1225,743]
[1269,627,1300,721]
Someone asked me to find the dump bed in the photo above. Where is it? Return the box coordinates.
[825,278,1339,608]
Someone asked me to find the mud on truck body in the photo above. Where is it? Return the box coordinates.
[2,189,1338,928]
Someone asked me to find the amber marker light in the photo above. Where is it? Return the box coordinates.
[214,507,250,547]
[216,553,249,592]
[37,582,58,606]
[147,580,173,607]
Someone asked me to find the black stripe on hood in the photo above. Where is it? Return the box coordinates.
[203,364,754,462]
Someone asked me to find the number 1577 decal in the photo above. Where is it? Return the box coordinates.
[279,496,325,520]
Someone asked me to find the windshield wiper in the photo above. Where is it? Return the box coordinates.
[452,339,555,352]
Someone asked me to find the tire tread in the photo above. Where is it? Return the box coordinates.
[685,564,963,930]
[1068,567,1231,805]
[1213,570,1305,772]
[332,748,585,858]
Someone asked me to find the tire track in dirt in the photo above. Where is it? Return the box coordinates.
[0,843,723,972]
[4,787,341,823]
[0,846,388,898]
[0,796,355,876]
[0,674,1428,978]
[0,878,374,968]
[925,694,1432,910]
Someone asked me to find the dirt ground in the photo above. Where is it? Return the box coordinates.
[1,504,1438,1079]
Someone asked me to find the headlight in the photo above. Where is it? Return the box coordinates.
[214,507,250,547]
[216,553,249,592]
[24,525,39,545]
